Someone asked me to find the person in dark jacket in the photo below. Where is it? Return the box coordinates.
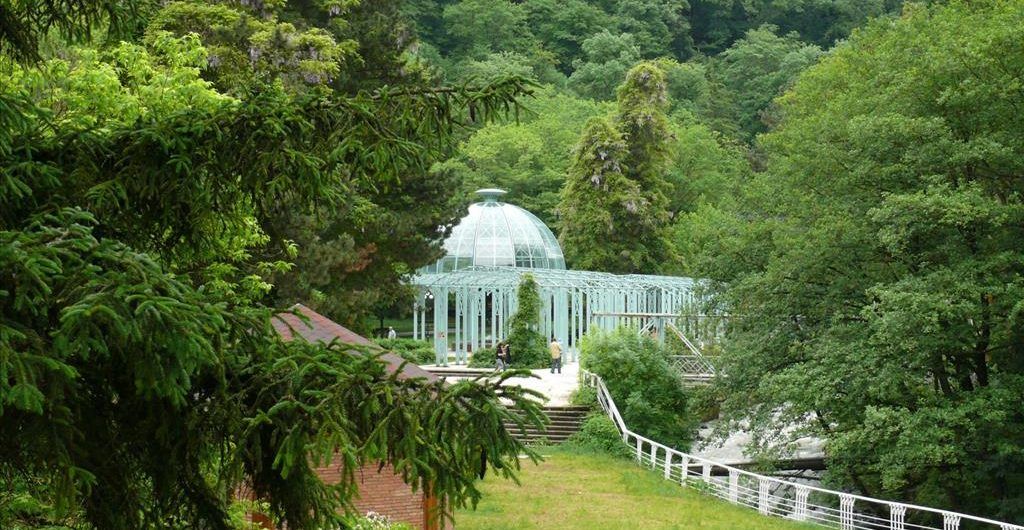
[496,342,511,371]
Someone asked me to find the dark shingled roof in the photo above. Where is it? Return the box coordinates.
[272,304,438,382]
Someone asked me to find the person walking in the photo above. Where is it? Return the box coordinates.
[387,326,397,340]
[549,337,562,374]
[496,342,510,371]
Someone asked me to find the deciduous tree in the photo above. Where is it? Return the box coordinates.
[694,0,1024,519]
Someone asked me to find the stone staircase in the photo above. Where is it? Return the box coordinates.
[504,405,589,444]
[424,366,495,379]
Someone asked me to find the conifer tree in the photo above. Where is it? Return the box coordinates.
[0,3,545,528]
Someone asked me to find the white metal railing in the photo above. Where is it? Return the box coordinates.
[581,370,1024,530]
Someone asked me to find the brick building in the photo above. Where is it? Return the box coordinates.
[265,304,446,530]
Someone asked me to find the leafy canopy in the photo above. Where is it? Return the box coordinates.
[693,0,1024,519]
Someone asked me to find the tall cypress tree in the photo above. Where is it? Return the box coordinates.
[559,61,677,273]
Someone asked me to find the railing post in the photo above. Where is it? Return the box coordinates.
[890,504,907,530]
[679,455,689,484]
[702,462,711,484]
[794,486,810,521]
[758,478,770,515]
[650,444,658,470]
[728,470,739,503]
[635,437,642,463]
[664,451,673,480]
[840,494,855,530]
[943,514,961,530]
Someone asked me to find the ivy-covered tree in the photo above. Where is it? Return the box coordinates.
[560,62,677,273]
[506,274,547,368]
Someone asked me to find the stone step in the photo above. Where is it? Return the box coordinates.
[542,410,589,417]
[504,422,582,431]
[424,367,496,378]
[504,406,592,444]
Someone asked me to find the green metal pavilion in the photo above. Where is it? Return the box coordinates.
[410,189,704,365]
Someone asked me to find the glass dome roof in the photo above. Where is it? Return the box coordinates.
[422,189,566,273]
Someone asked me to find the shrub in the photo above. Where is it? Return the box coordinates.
[566,414,632,458]
[374,338,434,365]
[581,328,696,449]
[468,346,497,368]
[570,384,598,408]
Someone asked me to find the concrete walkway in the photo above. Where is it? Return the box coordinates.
[502,361,580,406]
[426,361,581,406]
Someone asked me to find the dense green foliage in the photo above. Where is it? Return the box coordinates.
[0,1,547,529]
[506,274,548,368]
[711,26,822,140]
[691,0,1024,520]
[374,338,436,365]
[439,88,610,226]
[566,414,633,458]
[6,0,1024,524]
[468,346,498,368]
[570,385,598,409]
[559,62,677,273]
[403,0,901,271]
[581,329,696,449]
[410,0,893,80]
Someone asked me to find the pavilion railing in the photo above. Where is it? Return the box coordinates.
[581,370,1024,530]
[667,355,716,382]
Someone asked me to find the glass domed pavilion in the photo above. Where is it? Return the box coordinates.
[418,189,565,273]
[411,189,706,365]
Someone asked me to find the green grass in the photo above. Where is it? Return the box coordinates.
[455,449,816,530]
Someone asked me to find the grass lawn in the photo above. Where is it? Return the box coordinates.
[455,449,816,530]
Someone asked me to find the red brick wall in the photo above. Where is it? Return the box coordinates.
[349,461,424,528]
[316,455,447,530]
[243,455,447,530]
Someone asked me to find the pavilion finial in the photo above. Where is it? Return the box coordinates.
[475,188,507,203]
